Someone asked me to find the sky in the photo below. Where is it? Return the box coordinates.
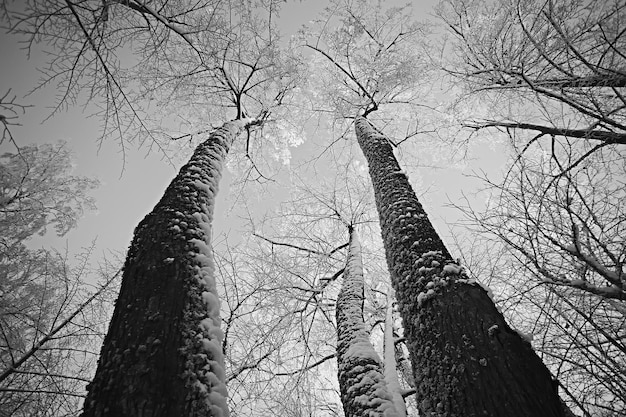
[0,0,507,277]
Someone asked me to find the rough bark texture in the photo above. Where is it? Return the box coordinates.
[82,120,249,417]
[336,228,399,417]
[355,116,566,417]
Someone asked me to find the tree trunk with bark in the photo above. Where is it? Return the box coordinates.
[355,116,567,417]
[336,226,399,417]
[82,119,251,417]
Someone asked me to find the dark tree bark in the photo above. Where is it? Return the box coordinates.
[355,116,567,417]
[82,119,251,417]
[336,227,399,417]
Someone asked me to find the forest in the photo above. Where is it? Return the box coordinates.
[0,0,624,416]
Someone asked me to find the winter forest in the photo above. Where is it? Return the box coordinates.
[0,0,624,416]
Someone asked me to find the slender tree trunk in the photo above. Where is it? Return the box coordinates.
[355,116,567,417]
[383,291,407,417]
[82,119,250,417]
[336,226,399,417]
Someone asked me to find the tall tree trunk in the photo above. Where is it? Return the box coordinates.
[355,116,567,417]
[82,119,250,417]
[336,226,399,417]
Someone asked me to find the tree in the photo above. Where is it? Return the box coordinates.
[0,246,120,416]
[7,0,621,414]
[211,227,343,416]
[355,116,566,416]
[302,0,568,413]
[435,1,626,412]
[436,0,626,166]
[454,139,626,414]
[1,0,301,414]
[219,153,405,415]
[0,140,118,416]
[0,141,99,240]
[1,0,299,163]
[0,0,230,150]
[81,119,260,416]
[335,225,399,416]
[465,144,625,301]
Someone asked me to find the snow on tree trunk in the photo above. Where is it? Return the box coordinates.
[383,291,407,417]
[82,120,251,417]
[355,116,567,417]
[336,227,400,417]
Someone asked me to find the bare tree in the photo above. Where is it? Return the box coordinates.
[0,247,120,417]
[355,116,566,416]
[300,0,432,133]
[436,0,626,165]
[81,118,264,416]
[0,1,226,152]
[382,291,408,416]
[212,229,343,417]
[1,1,303,414]
[77,2,303,413]
[465,143,625,301]
[1,0,298,164]
[212,231,337,416]
[300,0,569,413]
[0,140,119,416]
[454,138,626,414]
[433,2,626,411]
[213,146,401,416]
[335,225,399,416]
[0,141,99,240]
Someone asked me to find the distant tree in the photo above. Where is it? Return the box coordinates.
[336,225,399,416]
[0,0,228,148]
[213,227,344,416]
[0,140,118,417]
[436,0,626,165]
[220,153,401,415]
[232,181,361,414]
[0,141,99,240]
[383,293,410,415]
